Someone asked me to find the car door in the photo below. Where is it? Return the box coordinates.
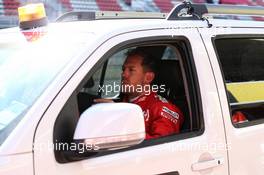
[34,27,228,175]
[199,27,264,175]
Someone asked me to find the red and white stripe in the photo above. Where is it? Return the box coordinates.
[96,0,122,11]
[2,0,20,16]
[153,0,174,12]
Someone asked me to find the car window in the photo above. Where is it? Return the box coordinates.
[54,42,203,163]
[101,50,127,98]
[215,38,264,126]
[82,46,184,100]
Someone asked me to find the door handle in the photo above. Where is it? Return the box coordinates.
[191,157,224,171]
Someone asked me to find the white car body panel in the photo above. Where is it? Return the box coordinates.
[33,27,228,175]
[199,27,264,175]
[0,153,33,175]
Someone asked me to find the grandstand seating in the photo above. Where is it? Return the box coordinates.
[59,0,73,11]
[220,0,253,5]
[0,0,264,28]
[192,0,206,3]
[153,0,173,12]
[221,0,264,6]
[2,0,20,16]
[124,0,132,6]
[130,0,159,12]
[96,0,121,11]
[70,0,99,11]
[0,0,3,16]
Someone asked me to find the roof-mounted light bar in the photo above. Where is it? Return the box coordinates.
[18,3,48,30]
[56,11,167,22]
[167,1,264,20]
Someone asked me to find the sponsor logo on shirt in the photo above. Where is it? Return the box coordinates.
[162,106,179,120]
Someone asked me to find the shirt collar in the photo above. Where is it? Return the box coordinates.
[129,92,155,103]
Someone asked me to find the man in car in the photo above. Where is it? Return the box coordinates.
[96,49,184,140]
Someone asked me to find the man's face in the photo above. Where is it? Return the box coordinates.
[121,55,146,95]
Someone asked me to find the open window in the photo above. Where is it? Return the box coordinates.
[53,40,203,163]
[214,37,264,127]
[76,45,193,132]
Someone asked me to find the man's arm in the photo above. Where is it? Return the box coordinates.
[93,99,114,103]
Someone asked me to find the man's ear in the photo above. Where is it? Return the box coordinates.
[144,72,155,84]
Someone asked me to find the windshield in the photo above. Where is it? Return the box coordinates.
[0,27,93,145]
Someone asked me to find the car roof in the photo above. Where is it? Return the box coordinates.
[53,19,264,35]
[1,18,264,36]
[59,18,264,29]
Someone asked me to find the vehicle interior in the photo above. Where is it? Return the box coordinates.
[76,45,191,132]
[216,38,264,124]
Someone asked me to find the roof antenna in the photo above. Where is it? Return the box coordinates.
[202,17,213,28]
[183,0,212,27]
[167,0,212,28]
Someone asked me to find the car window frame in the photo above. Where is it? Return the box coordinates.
[54,36,205,163]
[212,34,264,128]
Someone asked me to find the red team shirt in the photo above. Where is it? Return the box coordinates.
[127,92,184,140]
[232,111,248,124]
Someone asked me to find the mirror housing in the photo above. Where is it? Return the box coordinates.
[74,103,145,151]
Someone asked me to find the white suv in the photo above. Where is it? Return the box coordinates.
[0,2,264,175]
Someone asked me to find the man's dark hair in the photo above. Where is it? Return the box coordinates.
[126,48,157,73]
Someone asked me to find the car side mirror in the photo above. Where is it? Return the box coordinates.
[73,103,145,151]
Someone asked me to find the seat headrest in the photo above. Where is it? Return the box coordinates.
[153,60,184,102]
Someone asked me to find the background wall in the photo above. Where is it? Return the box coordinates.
[0,0,263,28]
